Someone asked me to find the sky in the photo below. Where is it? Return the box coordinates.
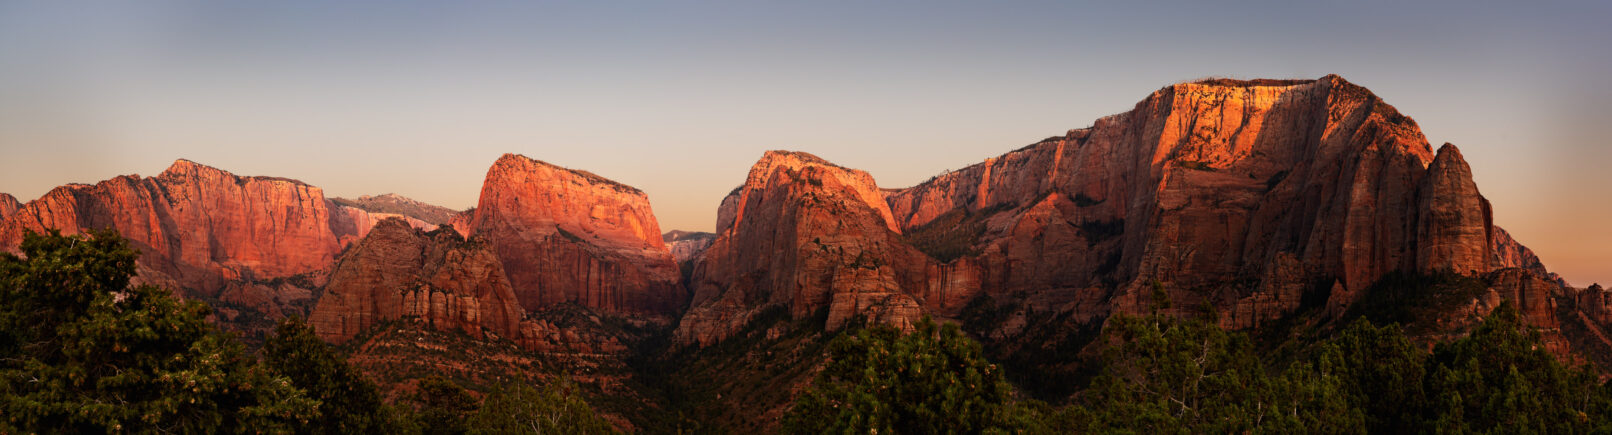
[1,1,1608,286]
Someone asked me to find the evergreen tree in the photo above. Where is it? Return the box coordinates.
[263,316,404,433]
[1312,319,1426,432]
[1424,302,1603,433]
[781,317,1020,434]
[469,377,616,434]
[412,375,478,435]
[0,229,316,433]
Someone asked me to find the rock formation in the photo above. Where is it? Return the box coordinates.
[678,75,1589,348]
[663,230,717,264]
[310,218,524,344]
[0,193,19,220]
[1492,226,1565,286]
[2,160,358,294]
[332,193,461,225]
[465,154,684,319]
[0,159,413,333]
[883,75,1510,330]
[675,151,973,345]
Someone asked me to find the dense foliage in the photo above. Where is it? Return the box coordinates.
[781,317,1026,434]
[1068,304,1612,434]
[6,229,1612,433]
[0,229,618,434]
[263,316,408,433]
[0,230,316,433]
[470,377,617,434]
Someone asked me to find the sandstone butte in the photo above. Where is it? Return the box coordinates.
[672,75,1611,363]
[309,217,636,354]
[309,154,683,353]
[462,153,685,319]
[0,159,430,325]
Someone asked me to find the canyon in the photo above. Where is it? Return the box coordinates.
[2,74,1608,428]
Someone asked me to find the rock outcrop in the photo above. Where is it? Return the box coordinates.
[1,160,367,295]
[0,160,412,334]
[663,230,717,264]
[310,218,524,344]
[332,193,461,225]
[1416,144,1493,275]
[0,193,19,220]
[1492,226,1565,286]
[883,76,1508,330]
[677,76,1584,348]
[675,151,970,345]
[465,154,684,318]
[311,217,652,355]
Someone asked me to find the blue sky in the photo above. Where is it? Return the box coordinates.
[1,1,1608,285]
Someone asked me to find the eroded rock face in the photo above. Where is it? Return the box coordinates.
[663,230,717,265]
[0,160,375,297]
[1416,144,1493,275]
[1492,226,1565,286]
[467,154,684,318]
[883,76,1510,330]
[675,151,969,345]
[332,193,460,225]
[678,76,1576,349]
[0,193,19,221]
[310,218,523,344]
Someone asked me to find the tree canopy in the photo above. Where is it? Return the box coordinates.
[0,229,316,433]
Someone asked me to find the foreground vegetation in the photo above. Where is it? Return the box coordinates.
[6,229,1612,433]
[0,230,613,434]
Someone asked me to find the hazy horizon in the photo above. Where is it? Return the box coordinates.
[2,1,1609,286]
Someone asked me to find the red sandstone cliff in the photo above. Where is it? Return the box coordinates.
[309,218,637,354]
[663,230,717,265]
[0,193,19,221]
[310,218,524,343]
[678,76,1591,352]
[464,154,684,319]
[0,160,418,332]
[674,151,977,345]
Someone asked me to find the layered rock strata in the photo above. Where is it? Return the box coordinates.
[465,154,684,319]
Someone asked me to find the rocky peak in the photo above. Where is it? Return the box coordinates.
[1416,143,1494,275]
[311,217,523,344]
[0,193,19,220]
[467,153,683,317]
[0,158,398,337]
[717,150,899,236]
[676,151,949,345]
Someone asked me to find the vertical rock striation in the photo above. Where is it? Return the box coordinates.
[465,154,685,319]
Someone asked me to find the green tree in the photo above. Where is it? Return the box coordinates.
[263,316,404,433]
[780,317,1020,434]
[469,377,616,434]
[1312,319,1425,432]
[1079,313,1371,434]
[1079,314,1269,433]
[0,229,316,433]
[1424,302,1603,433]
[412,375,478,435]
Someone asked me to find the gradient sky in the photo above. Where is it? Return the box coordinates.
[1,1,1608,286]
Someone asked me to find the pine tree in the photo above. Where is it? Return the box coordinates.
[0,229,316,433]
[781,317,1019,434]
[263,316,405,433]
